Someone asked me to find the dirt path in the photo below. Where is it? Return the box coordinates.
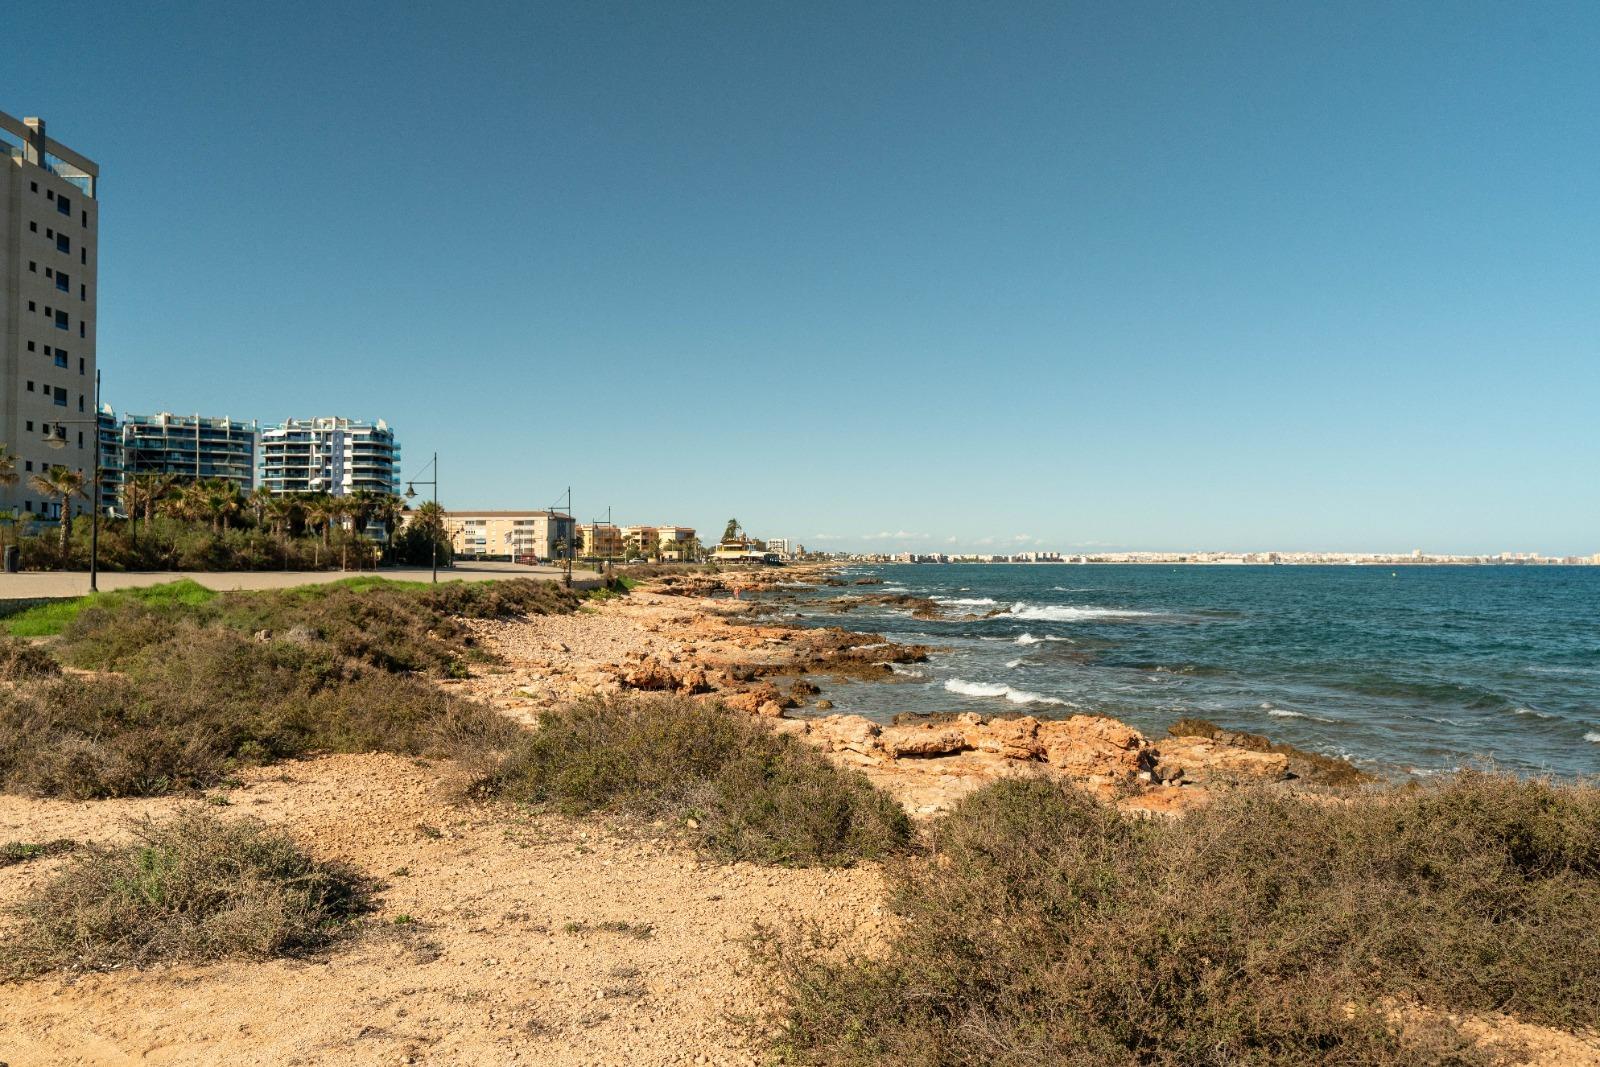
[0,754,885,1066]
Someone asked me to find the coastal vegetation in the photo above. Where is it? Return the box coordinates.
[0,812,370,978]
[0,578,578,799]
[481,694,912,866]
[762,771,1600,1066]
[3,481,454,572]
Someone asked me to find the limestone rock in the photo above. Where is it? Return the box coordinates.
[1151,737,1290,784]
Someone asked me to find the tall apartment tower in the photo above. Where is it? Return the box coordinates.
[1,111,99,520]
[259,417,401,497]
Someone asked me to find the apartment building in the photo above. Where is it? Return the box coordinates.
[96,403,121,510]
[120,412,258,491]
[578,522,624,560]
[259,417,400,497]
[621,524,698,560]
[0,111,99,520]
[442,510,576,562]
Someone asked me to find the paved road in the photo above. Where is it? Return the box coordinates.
[0,561,605,600]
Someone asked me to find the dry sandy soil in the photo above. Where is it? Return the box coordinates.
[0,754,885,1066]
[1,573,1595,1066]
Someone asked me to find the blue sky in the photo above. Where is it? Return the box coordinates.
[8,1,1598,554]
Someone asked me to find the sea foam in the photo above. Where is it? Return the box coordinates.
[943,678,1066,706]
[1001,602,1158,622]
[934,596,998,606]
[1014,632,1071,645]
[1586,731,1600,745]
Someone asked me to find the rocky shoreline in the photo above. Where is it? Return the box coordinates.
[461,563,1354,818]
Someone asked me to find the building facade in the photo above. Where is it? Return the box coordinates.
[259,417,400,497]
[579,522,624,560]
[1,111,99,520]
[442,510,576,562]
[120,412,258,492]
[96,403,121,510]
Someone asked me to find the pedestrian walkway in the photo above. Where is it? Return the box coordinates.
[0,561,603,600]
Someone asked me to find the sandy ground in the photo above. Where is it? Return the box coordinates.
[0,560,603,600]
[0,754,885,1066]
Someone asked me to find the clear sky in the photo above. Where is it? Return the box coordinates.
[8,1,1598,554]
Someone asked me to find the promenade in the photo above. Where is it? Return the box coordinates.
[0,560,604,600]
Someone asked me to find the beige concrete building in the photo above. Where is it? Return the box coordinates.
[1,110,99,521]
[578,522,624,560]
[442,510,575,562]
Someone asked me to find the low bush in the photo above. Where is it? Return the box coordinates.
[0,839,75,867]
[484,696,911,866]
[0,627,521,799]
[0,635,60,680]
[764,772,1600,1065]
[1,812,370,978]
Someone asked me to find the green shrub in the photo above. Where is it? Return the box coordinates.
[4,579,217,639]
[1,812,369,977]
[0,839,75,867]
[0,627,521,799]
[764,772,1600,1065]
[485,696,910,867]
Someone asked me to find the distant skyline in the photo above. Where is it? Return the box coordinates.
[7,2,1599,554]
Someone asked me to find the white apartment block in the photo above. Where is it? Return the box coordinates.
[259,417,400,497]
[1,111,98,520]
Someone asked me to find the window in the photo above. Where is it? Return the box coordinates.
[26,341,34,352]
[55,310,69,330]
[28,221,36,232]
[56,234,69,254]
[30,181,37,193]
[79,357,85,374]
[80,248,86,265]
[27,301,35,312]
[28,261,36,272]
[79,322,85,338]
[82,210,87,227]
[26,381,34,392]
[23,501,31,512]
[25,422,33,433]
[58,195,71,216]
[46,228,52,238]
[54,350,67,368]
[80,285,86,300]
[56,271,69,293]
[47,189,54,200]
[78,431,84,447]
[45,267,53,278]
[54,387,67,407]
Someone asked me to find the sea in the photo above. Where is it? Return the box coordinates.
[765,564,1600,780]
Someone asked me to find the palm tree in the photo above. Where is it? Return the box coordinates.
[28,466,88,554]
[196,479,242,533]
[246,486,274,530]
[303,494,340,546]
[125,472,177,525]
[0,445,17,551]
[345,490,380,539]
[369,493,404,545]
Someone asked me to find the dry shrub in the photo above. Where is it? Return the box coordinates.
[1,812,369,978]
[0,627,520,799]
[764,772,1600,1066]
[484,695,910,866]
[0,635,60,680]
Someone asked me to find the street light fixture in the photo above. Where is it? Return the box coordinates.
[404,450,439,584]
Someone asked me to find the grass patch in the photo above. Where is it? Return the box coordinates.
[482,695,911,867]
[0,839,75,867]
[1,811,370,978]
[4,579,218,638]
[763,771,1600,1065]
[562,920,655,939]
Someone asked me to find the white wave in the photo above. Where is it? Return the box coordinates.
[934,596,998,606]
[1586,731,1600,744]
[1000,602,1158,622]
[1014,632,1072,645]
[1525,664,1600,676]
[1268,709,1307,719]
[943,678,1066,706]
[887,663,926,678]
[881,586,910,593]
[1005,658,1023,669]
[1512,706,1557,719]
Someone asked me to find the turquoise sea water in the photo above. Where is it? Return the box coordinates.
[771,564,1600,779]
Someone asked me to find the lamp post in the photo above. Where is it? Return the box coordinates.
[404,451,439,584]
[42,370,104,593]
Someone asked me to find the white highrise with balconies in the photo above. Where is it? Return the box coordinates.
[259,417,401,497]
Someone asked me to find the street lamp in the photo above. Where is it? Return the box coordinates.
[42,371,105,593]
[404,450,439,584]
